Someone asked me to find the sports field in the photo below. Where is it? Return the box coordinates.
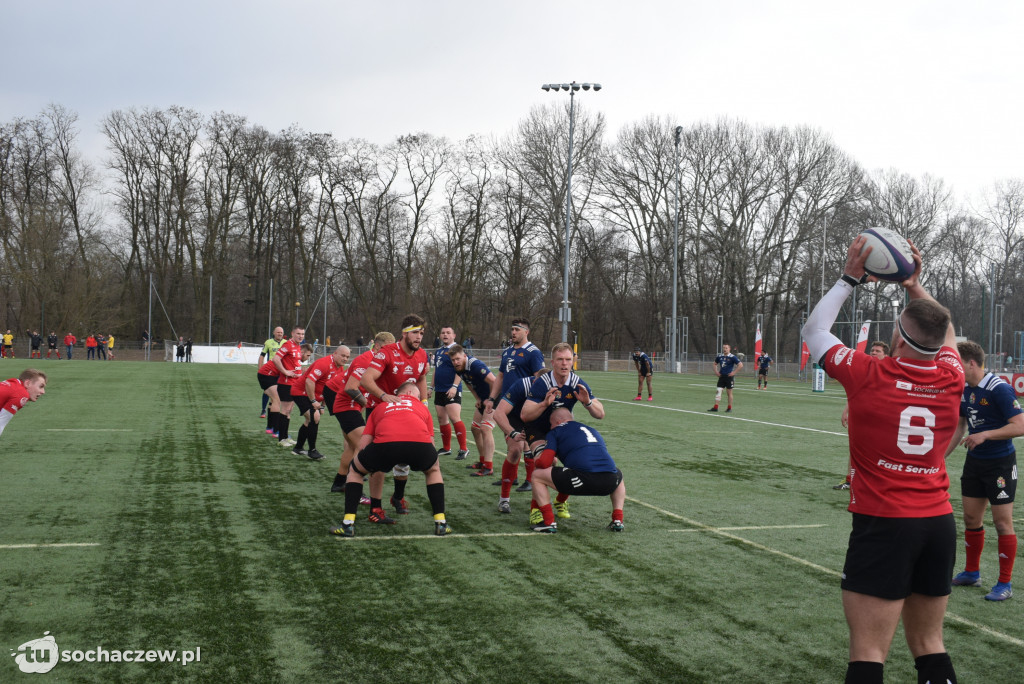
[2,361,1021,682]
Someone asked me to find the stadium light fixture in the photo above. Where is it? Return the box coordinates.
[541,80,602,343]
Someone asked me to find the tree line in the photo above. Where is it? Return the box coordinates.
[1,104,1020,359]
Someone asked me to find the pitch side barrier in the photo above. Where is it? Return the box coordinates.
[159,343,1023,394]
[163,341,263,364]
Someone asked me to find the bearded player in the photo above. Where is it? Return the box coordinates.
[360,314,430,516]
[432,325,468,459]
[484,317,545,493]
[448,344,499,476]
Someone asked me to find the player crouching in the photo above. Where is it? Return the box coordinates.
[529,408,625,533]
[330,380,451,537]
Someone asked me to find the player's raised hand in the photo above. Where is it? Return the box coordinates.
[544,386,560,406]
[576,385,592,405]
[898,240,924,291]
[844,235,873,281]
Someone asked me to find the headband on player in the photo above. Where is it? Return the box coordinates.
[511,324,529,331]
[402,325,424,334]
[897,315,941,355]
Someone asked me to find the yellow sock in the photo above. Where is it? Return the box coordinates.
[344,513,356,523]
[433,513,446,522]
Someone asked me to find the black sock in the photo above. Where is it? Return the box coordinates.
[344,481,363,516]
[427,482,445,516]
[392,478,408,500]
[307,421,319,449]
[332,473,346,489]
[279,417,290,441]
[845,661,883,684]
[914,653,956,684]
[370,498,382,509]
[295,424,307,450]
[266,411,274,430]
[262,394,269,412]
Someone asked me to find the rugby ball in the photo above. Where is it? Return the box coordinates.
[858,227,915,282]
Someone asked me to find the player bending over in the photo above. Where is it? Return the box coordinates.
[529,408,625,533]
[330,381,451,537]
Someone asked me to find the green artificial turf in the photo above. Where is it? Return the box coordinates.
[1,361,1020,682]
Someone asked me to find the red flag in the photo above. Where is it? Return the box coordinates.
[855,320,871,353]
[754,323,762,358]
[800,341,811,371]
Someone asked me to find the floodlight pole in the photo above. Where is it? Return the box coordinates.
[671,125,682,373]
[541,81,601,343]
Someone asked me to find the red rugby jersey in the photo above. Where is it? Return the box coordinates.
[332,350,375,413]
[274,340,302,380]
[258,359,279,377]
[364,396,434,443]
[292,355,341,400]
[367,342,428,395]
[823,343,964,518]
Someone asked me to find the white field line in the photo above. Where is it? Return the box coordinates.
[0,543,100,549]
[604,399,848,437]
[628,495,1024,649]
[333,531,545,541]
[46,429,134,432]
[668,524,826,532]
[685,383,849,401]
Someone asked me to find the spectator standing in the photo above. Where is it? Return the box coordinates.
[64,332,76,360]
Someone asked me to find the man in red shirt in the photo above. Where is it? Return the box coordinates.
[290,345,350,461]
[0,369,46,437]
[328,332,395,497]
[330,380,450,537]
[63,333,76,360]
[85,334,98,360]
[257,353,284,436]
[803,236,962,684]
[360,314,430,513]
[273,327,306,448]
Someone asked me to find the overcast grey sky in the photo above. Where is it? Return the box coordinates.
[2,0,1021,199]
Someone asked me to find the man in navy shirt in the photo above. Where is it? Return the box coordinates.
[492,374,545,511]
[485,317,545,494]
[520,343,605,522]
[529,408,625,533]
[947,340,1024,601]
[631,346,654,401]
[708,344,743,412]
[449,345,499,476]
[756,352,772,390]
[432,326,467,460]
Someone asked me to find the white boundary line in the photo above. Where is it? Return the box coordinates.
[0,543,100,549]
[685,383,849,401]
[46,429,134,432]
[668,524,826,533]
[627,495,1024,649]
[604,399,848,437]
[333,531,543,541]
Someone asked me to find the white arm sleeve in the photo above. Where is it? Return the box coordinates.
[0,408,14,437]
[801,279,853,363]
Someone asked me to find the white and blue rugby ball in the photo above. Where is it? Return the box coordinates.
[858,227,915,282]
